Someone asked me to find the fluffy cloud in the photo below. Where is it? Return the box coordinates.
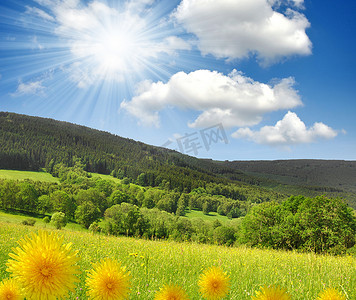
[173,0,311,64]
[121,69,302,127]
[232,111,337,146]
[11,80,45,97]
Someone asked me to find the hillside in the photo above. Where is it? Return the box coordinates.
[222,160,356,192]
[0,112,249,192]
[1,111,355,207]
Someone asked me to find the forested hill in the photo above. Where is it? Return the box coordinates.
[222,160,356,193]
[0,112,254,192]
[1,112,355,207]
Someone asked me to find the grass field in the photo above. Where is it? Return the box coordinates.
[0,169,60,183]
[0,210,85,232]
[184,209,232,224]
[0,222,355,299]
[90,172,122,184]
[0,169,121,184]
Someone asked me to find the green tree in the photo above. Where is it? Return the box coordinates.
[37,195,52,214]
[95,179,114,197]
[16,182,38,212]
[202,201,211,215]
[76,188,107,214]
[176,195,187,216]
[108,190,130,207]
[137,173,147,186]
[295,196,356,253]
[104,203,148,236]
[240,196,356,254]
[75,201,101,228]
[213,226,236,246]
[51,190,76,219]
[51,212,68,229]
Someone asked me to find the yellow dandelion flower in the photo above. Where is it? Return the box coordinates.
[316,288,346,300]
[0,278,23,300]
[6,230,80,300]
[198,266,230,300]
[86,258,131,300]
[154,284,190,300]
[252,285,291,300]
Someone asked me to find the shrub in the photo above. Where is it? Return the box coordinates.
[88,221,101,233]
[21,218,36,226]
[51,212,68,229]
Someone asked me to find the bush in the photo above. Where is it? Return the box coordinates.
[43,216,50,224]
[88,221,101,233]
[51,212,68,229]
[21,218,36,226]
[213,226,236,246]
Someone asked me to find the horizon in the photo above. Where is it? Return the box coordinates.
[1,0,355,161]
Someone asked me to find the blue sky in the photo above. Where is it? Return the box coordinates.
[0,0,355,161]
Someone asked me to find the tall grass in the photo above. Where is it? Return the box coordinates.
[0,222,354,299]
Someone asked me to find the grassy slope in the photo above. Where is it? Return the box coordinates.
[0,169,59,183]
[0,169,122,184]
[184,209,232,224]
[0,222,355,299]
[0,210,84,232]
[89,172,122,184]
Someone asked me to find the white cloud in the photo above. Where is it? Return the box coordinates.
[173,0,311,64]
[232,111,337,146]
[11,80,45,97]
[291,0,305,8]
[121,69,302,128]
[25,6,55,21]
[157,36,192,55]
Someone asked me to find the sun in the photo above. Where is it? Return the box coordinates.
[91,27,138,74]
[67,6,159,82]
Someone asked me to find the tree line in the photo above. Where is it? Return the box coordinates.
[0,163,355,254]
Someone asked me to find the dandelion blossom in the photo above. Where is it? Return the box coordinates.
[86,258,131,300]
[6,230,80,300]
[252,285,291,300]
[0,278,23,300]
[198,266,230,300]
[154,284,189,300]
[317,288,346,300]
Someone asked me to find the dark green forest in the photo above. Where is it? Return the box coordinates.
[0,112,260,192]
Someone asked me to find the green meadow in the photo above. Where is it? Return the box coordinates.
[0,169,120,184]
[184,209,232,224]
[0,169,60,183]
[0,221,355,300]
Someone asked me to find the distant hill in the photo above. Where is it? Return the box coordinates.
[223,160,356,193]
